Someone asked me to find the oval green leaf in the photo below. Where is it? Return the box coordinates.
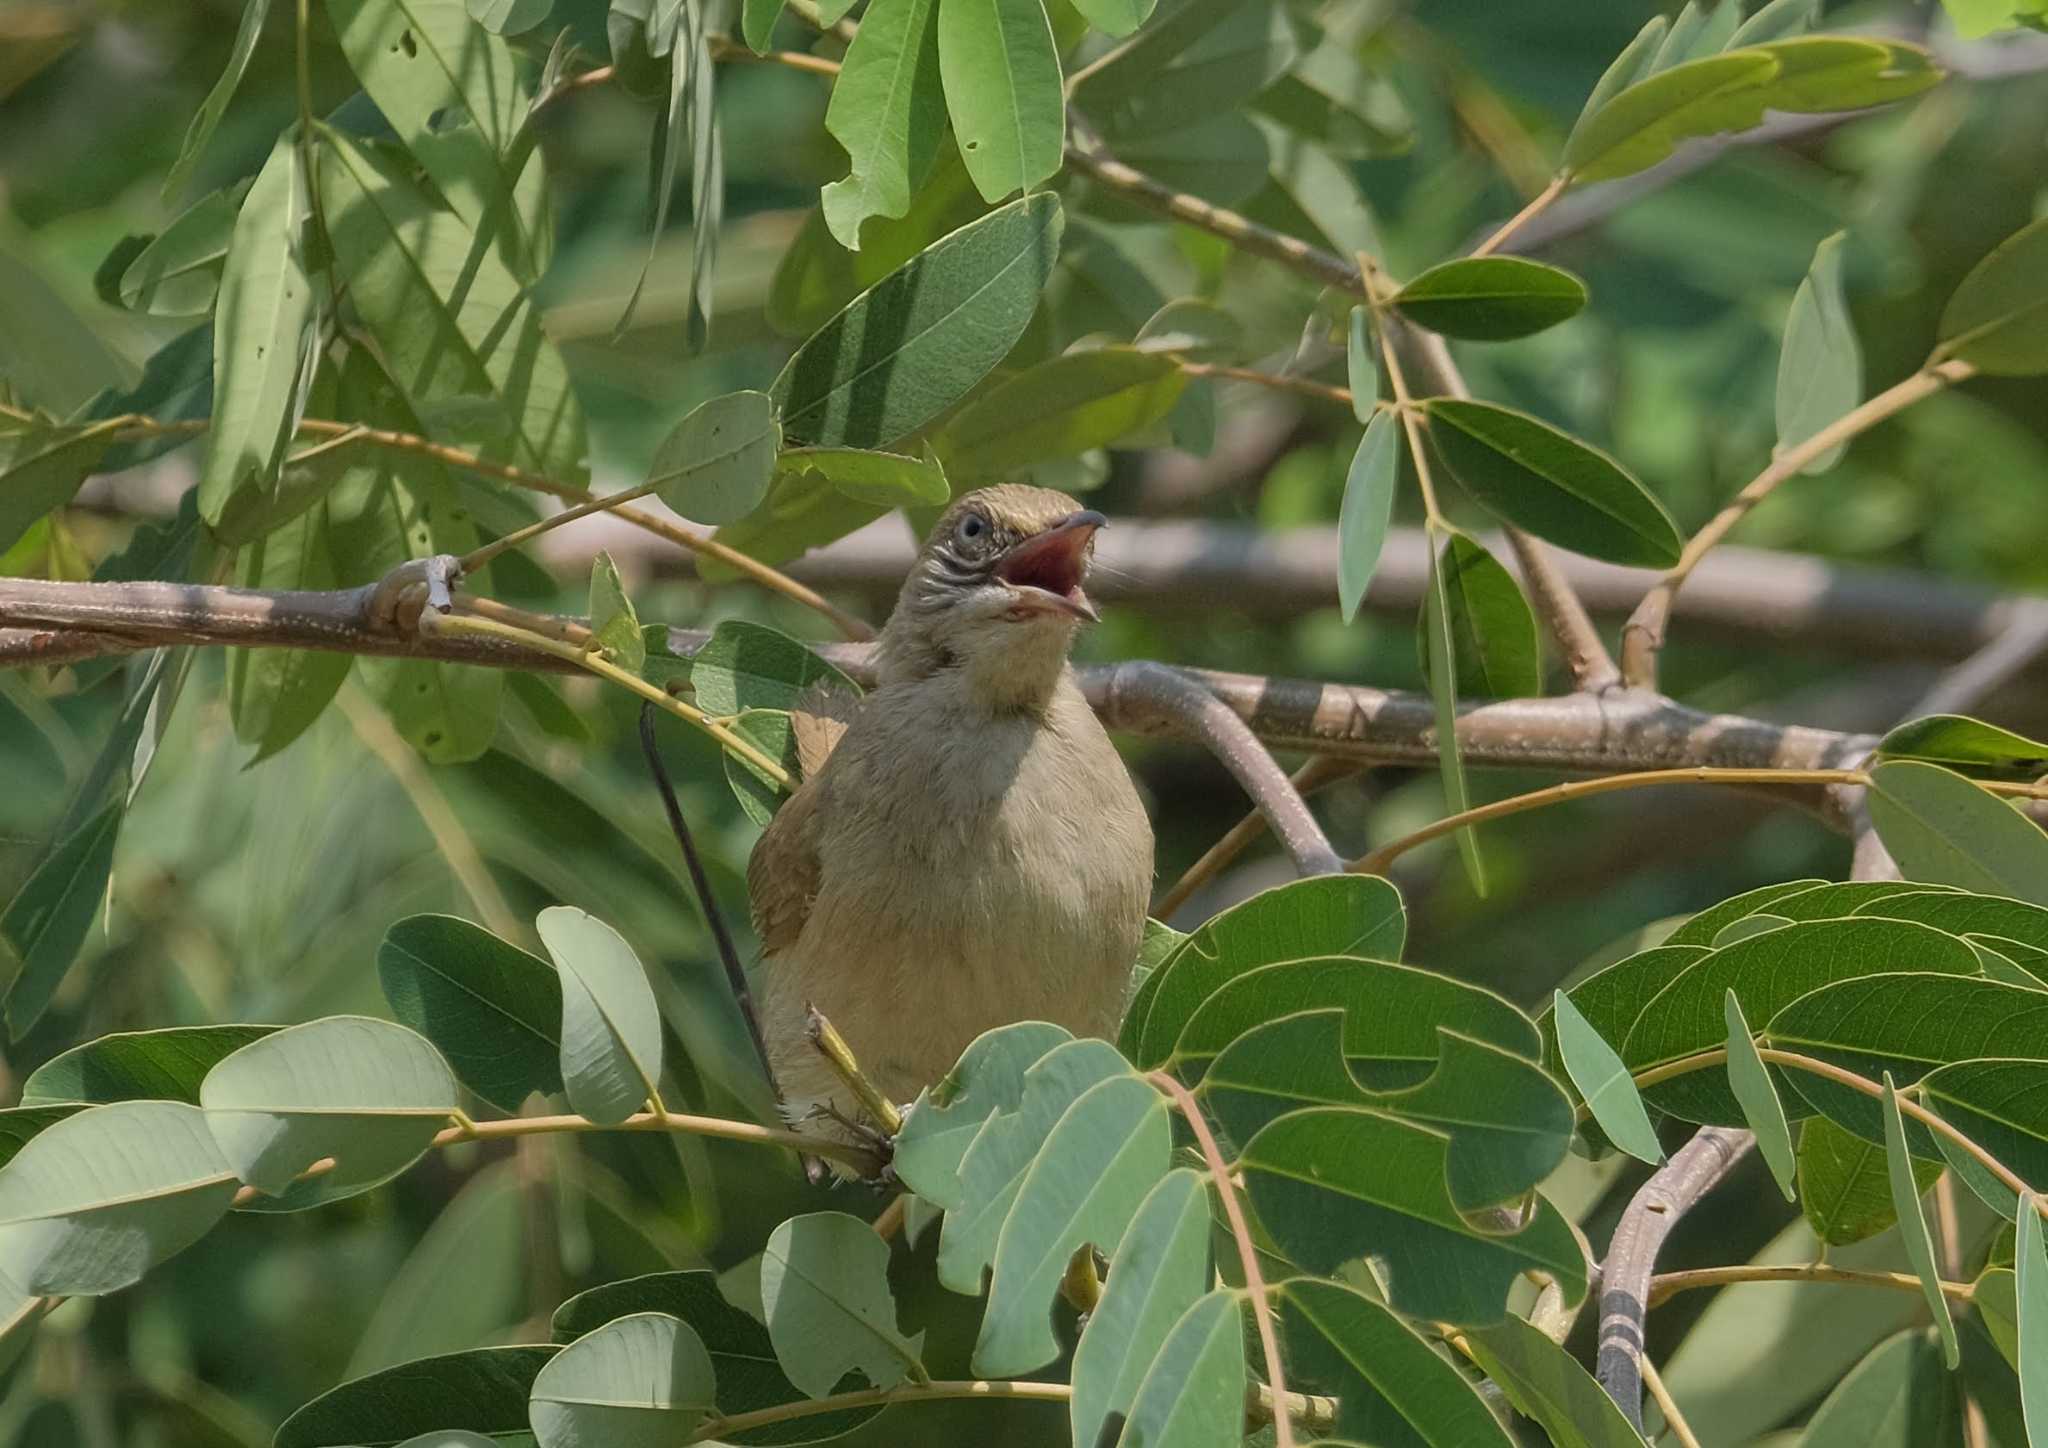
[1776,229,1861,473]
[938,0,1063,204]
[529,1312,716,1448]
[895,1020,1074,1206]
[1554,990,1663,1165]
[275,1345,559,1448]
[647,390,781,525]
[1337,408,1399,623]
[119,183,239,315]
[1724,991,1796,1201]
[1393,257,1589,342]
[1417,529,1543,699]
[22,1024,277,1107]
[933,346,1187,480]
[1113,1289,1245,1448]
[1936,215,2048,376]
[1869,760,2048,906]
[536,907,665,1126]
[1877,714,2048,777]
[377,914,564,1115]
[1883,1074,1959,1366]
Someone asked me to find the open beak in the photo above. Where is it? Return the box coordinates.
[994,510,1106,623]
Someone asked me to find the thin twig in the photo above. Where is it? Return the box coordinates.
[1638,1354,1702,1448]
[1468,175,1568,258]
[1178,361,1357,410]
[1155,757,1359,918]
[695,1380,1068,1440]
[1148,1071,1295,1448]
[1621,360,1976,688]
[1905,612,2048,721]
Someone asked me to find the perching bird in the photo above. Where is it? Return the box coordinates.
[747,484,1154,1154]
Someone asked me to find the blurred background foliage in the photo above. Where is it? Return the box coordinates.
[1,0,2046,1441]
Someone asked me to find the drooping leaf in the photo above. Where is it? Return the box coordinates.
[1112,1289,1244,1448]
[1393,257,1589,342]
[0,1100,237,1295]
[22,1025,276,1107]
[1417,530,1542,699]
[274,1345,560,1448]
[1202,1011,1572,1209]
[937,0,1063,203]
[976,1073,1171,1375]
[1725,991,1796,1200]
[197,132,321,529]
[760,1212,926,1399]
[0,801,122,1040]
[2019,1194,2048,1445]
[528,1313,716,1448]
[1798,1329,1961,1448]
[772,192,1062,449]
[1462,1309,1649,1448]
[587,552,647,676]
[1799,1114,1940,1246]
[1869,762,2048,906]
[162,0,271,200]
[1242,1106,1586,1325]
[1424,399,1681,567]
[1554,990,1663,1165]
[535,907,664,1126]
[118,183,240,314]
[895,1020,1074,1206]
[377,914,564,1114]
[1936,216,2048,377]
[1883,1075,1959,1366]
[1419,548,1475,898]
[646,390,780,525]
[1877,715,2048,777]
[1776,230,1861,473]
[1125,873,1405,1068]
[1283,1277,1518,1446]
[933,347,1187,480]
[1069,1169,1210,1448]
[200,1016,458,1203]
[227,499,352,762]
[0,416,117,556]
[1336,408,1399,623]
[820,0,946,249]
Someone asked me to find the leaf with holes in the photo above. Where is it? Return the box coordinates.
[761,1212,925,1399]
[536,907,664,1125]
[896,1020,1074,1208]
[820,0,945,248]
[938,0,1063,203]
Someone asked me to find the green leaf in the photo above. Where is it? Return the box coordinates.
[0,1100,237,1295]
[587,552,647,675]
[0,416,117,555]
[536,907,664,1126]
[200,1015,458,1201]
[1170,957,1539,1088]
[1072,0,1153,38]
[1283,1276,1518,1446]
[347,1160,525,1376]
[1918,1059,2048,1214]
[687,620,862,717]
[935,1038,1129,1294]
[1766,879,1961,921]
[1725,991,1796,1200]
[935,347,1185,479]
[647,390,781,525]
[1114,1289,1245,1448]
[197,132,321,529]
[1241,1106,1586,1325]
[723,709,799,827]
[1075,0,1299,140]
[1563,49,1777,182]
[1256,125,1380,259]
[2019,1194,2048,1444]
[275,1345,559,1448]
[1869,761,2048,906]
[774,446,951,507]
[896,1021,1074,1206]
[1667,879,1830,946]
[1250,36,1413,159]
[528,1313,715,1448]
[772,192,1062,449]
[1417,530,1542,699]
[1854,891,2048,969]
[468,0,551,33]
[1423,399,1682,568]
[976,1073,1171,1375]
[1554,990,1662,1165]
[119,183,239,314]
[820,0,946,248]
[1942,0,2048,36]
[760,1212,926,1399]
[326,0,536,270]
[1345,305,1376,424]
[0,1105,82,1171]
[1462,1309,1649,1448]
[162,0,270,200]
[1771,973,2048,1146]
[1135,299,1242,361]
[1095,114,1271,210]
[1125,873,1405,1068]
[1776,230,1861,473]
[1729,0,1819,47]
[937,0,1063,203]
[377,914,564,1115]
[0,800,121,1039]
[1546,945,1711,1103]
[227,501,353,762]
[1799,1329,1961,1447]
[1393,257,1589,342]
[1069,1169,1210,1448]
[1562,15,1669,165]
[1417,539,1483,885]
[1800,1114,1940,1246]
[1203,1011,1572,1209]
[1624,918,1978,1125]
[22,1025,276,1108]
[1336,408,1399,623]
[317,126,584,483]
[1936,216,2048,376]
[1878,715,2048,777]
[1884,1075,1959,1366]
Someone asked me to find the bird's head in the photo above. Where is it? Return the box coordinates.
[877,484,1107,702]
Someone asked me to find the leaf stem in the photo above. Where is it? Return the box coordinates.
[1154,757,1360,918]
[1646,1261,1975,1307]
[693,1380,1071,1440]
[1620,360,1975,687]
[1469,175,1569,258]
[1638,1354,1702,1448]
[458,476,663,575]
[1147,1070,1296,1448]
[1177,361,1357,410]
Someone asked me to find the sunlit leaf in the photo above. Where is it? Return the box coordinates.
[1883,1075,1959,1365]
[689,620,863,717]
[1561,14,1669,165]
[1869,761,2048,906]
[528,1312,715,1448]
[821,0,946,248]
[377,915,563,1114]
[938,0,1063,203]
[1113,1289,1244,1448]
[1877,715,2048,777]
[1336,408,1399,623]
[644,390,780,525]
[1918,1058,2048,1214]
[535,907,664,1126]
[1725,991,1795,1200]
[587,552,646,675]
[760,1212,925,1398]
[1554,990,1662,1165]
[119,183,240,314]
[1462,1309,1648,1448]
[1394,257,1588,341]
[468,0,552,34]
[2019,1193,2048,1445]
[896,1020,1074,1208]
[935,347,1185,480]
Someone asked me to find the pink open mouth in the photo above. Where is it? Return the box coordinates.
[994,510,1106,622]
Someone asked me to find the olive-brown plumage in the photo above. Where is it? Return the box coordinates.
[746,485,1154,1147]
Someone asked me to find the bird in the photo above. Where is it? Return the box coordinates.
[746,484,1154,1157]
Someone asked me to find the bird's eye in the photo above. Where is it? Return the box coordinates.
[954,513,989,548]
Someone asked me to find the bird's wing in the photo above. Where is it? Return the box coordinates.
[789,681,860,778]
[747,684,859,957]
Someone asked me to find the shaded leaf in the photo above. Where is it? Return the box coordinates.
[1424,399,1681,567]
[1337,408,1399,623]
[938,0,1063,203]
[1393,257,1588,342]
[377,914,563,1114]
[228,499,352,761]
[163,0,271,200]
[1884,1075,1959,1365]
[723,709,799,826]
[1417,530,1542,699]
[934,347,1187,480]
[689,619,862,718]
[1877,715,2048,776]
[1554,990,1662,1165]
[0,1105,83,1171]
[275,1346,559,1448]
[1919,1059,2048,1213]
[22,1025,276,1108]
[1074,0,1299,141]
[1800,1113,1940,1246]
[1798,1329,1962,1447]
[1462,1310,1649,1448]
[1726,991,1796,1200]
[647,390,780,525]
[1,802,121,1040]
[118,183,240,314]
[536,907,664,1125]
[2019,1193,2048,1445]
[1936,216,2048,377]
[760,1212,925,1398]
[1870,762,2048,906]
[1776,230,1860,473]
[528,1312,715,1448]
[469,0,552,32]
[0,416,116,555]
